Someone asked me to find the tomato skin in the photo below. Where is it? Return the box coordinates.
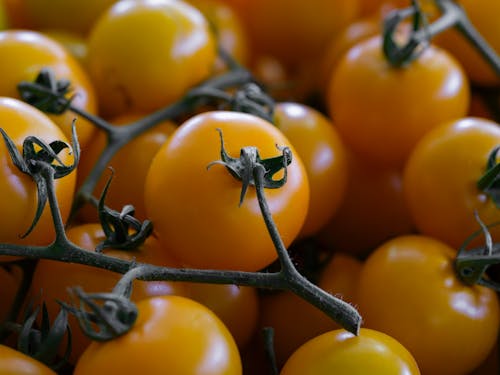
[0,344,56,375]
[403,117,500,249]
[257,253,362,367]
[0,97,75,247]
[30,223,189,363]
[0,30,98,150]
[21,0,118,36]
[86,0,217,118]
[327,35,469,167]
[273,102,348,238]
[317,149,414,257]
[231,0,359,69]
[435,0,500,86]
[280,328,421,375]
[186,283,258,348]
[76,113,177,222]
[144,111,309,272]
[74,295,242,374]
[357,235,500,375]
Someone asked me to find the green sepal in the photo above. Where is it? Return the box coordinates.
[207,128,292,206]
[477,145,500,208]
[18,68,74,115]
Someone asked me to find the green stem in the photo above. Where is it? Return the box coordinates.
[252,164,361,335]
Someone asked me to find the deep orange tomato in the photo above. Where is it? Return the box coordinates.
[230,0,359,69]
[257,253,362,367]
[403,117,500,249]
[0,264,21,323]
[186,283,259,348]
[0,97,76,247]
[30,223,189,363]
[0,30,98,150]
[357,235,499,375]
[144,111,309,272]
[435,0,500,86]
[0,344,56,374]
[185,0,249,72]
[19,0,118,36]
[73,295,242,374]
[86,0,217,118]
[317,149,415,257]
[327,35,469,167]
[76,113,177,222]
[280,328,421,375]
[273,102,348,238]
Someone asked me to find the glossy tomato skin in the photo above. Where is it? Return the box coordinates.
[76,113,177,222]
[273,102,348,238]
[74,295,242,374]
[0,30,98,150]
[0,344,56,375]
[317,149,414,257]
[144,111,309,272]
[86,0,217,118]
[403,117,500,249]
[0,97,76,247]
[186,283,259,348]
[328,36,469,167]
[280,328,421,375]
[30,223,189,363]
[435,0,500,86]
[357,235,500,375]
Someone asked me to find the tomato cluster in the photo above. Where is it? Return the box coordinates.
[0,0,499,374]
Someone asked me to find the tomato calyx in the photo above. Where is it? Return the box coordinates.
[3,301,72,372]
[0,124,79,239]
[455,211,500,290]
[61,286,138,342]
[207,128,292,206]
[477,145,500,208]
[94,170,153,253]
[18,68,75,115]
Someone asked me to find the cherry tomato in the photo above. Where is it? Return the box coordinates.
[403,117,500,249]
[86,0,217,118]
[186,283,259,348]
[0,30,98,151]
[144,111,309,271]
[76,113,177,222]
[257,253,362,367]
[73,295,242,374]
[0,97,76,247]
[41,29,89,68]
[435,0,500,86]
[317,149,415,257]
[185,0,249,72]
[273,102,348,238]
[357,235,500,375]
[280,328,421,375]
[0,344,56,374]
[230,0,359,69]
[30,223,189,363]
[327,35,469,167]
[0,264,21,323]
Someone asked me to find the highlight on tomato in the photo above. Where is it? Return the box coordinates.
[0,97,76,247]
[403,117,500,249]
[356,235,500,375]
[30,223,190,363]
[86,0,217,118]
[0,29,98,149]
[280,328,421,375]
[144,110,309,272]
[73,295,242,374]
[327,35,470,168]
[273,102,348,238]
